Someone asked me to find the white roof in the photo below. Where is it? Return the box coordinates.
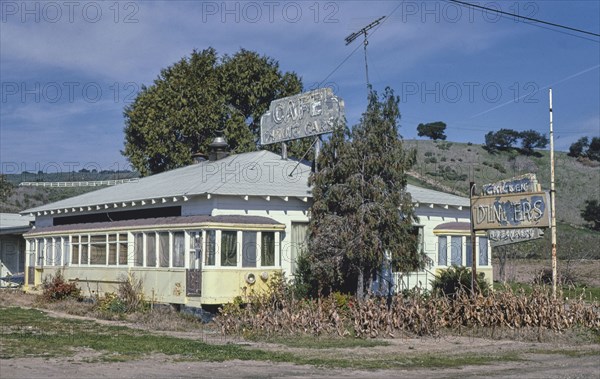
[1,213,34,233]
[21,149,468,215]
[406,184,469,207]
[23,150,312,214]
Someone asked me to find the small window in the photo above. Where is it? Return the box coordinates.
[205,230,215,266]
[146,233,156,267]
[118,234,128,265]
[220,231,237,267]
[438,236,447,266]
[479,237,489,266]
[261,232,275,266]
[45,238,53,266]
[466,237,473,267]
[90,235,106,265]
[134,233,143,266]
[55,239,62,266]
[450,236,462,266]
[37,239,44,266]
[71,236,80,264]
[80,235,89,265]
[242,231,257,268]
[172,232,185,268]
[158,232,169,267]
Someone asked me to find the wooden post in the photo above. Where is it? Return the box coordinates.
[469,181,477,296]
[549,89,558,299]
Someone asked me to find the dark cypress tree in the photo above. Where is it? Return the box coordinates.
[307,88,425,300]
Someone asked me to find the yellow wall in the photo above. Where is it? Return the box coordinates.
[28,266,281,305]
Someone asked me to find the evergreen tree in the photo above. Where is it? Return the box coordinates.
[417,121,447,140]
[307,88,424,300]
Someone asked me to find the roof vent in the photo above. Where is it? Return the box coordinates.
[208,135,229,161]
[191,151,208,164]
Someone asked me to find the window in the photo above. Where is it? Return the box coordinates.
[450,236,462,266]
[466,236,473,267]
[158,233,169,267]
[134,233,143,266]
[189,231,202,269]
[479,237,489,266]
[172,232,185,268]
[80,235,89,264]
[146,233,156,267]
[438,236,447,266]
[221,231,237,267]
[108,234,117,265]
[261,232,275,266]
[71,236,79,264]
[63,238,70,266]
[205,230,215,266]
[55,238,62,266]
[290,223,308,274]
[118,234,128,265]
[242,231,257,267]
[37,239,44,266]
[90,235,106,265]
[45,238,53,266]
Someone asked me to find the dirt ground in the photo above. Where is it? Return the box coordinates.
[2,337,599,379]
[1,290,599,379]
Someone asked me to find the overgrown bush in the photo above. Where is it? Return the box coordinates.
[431,266,489,297]
[95,273,146,314]
[42,270,81,302]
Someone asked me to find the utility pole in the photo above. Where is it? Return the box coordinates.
[549,88,558,299]
[345,16,385,91]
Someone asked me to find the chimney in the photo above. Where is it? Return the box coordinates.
[208,135,229,161]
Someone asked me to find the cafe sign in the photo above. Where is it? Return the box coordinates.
[260,88,345,145]
[471,191,551,231]
[481,173,540,196]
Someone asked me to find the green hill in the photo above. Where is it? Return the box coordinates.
[405,139,599,227]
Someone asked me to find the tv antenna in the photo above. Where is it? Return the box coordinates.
[345,16,385,90]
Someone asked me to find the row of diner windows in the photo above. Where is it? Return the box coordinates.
[437,235,489,267]
[26,230,280,269]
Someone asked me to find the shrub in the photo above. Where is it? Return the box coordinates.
[430,266,489,297]
[117,273,146,312]
[42,270,81,302]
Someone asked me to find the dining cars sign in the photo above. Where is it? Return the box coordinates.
[259,88,345,145]
[471,191,551,231]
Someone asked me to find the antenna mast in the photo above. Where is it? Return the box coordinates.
[345,16,385,91]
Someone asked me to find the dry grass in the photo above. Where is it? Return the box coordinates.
[216,286,600,340]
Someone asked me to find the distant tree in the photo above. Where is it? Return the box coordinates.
[307,87,424,300]
[484,129,520,151]
[417,121,447,141]
[519,129,548,155]
[0,175,13,202]
[123,48,302,176]
[581,199,600,231]
[568,137,589,158]
[587,137,600,161]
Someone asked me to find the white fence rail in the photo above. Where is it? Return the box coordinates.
[393,269,437,293]
[19,179,138,188]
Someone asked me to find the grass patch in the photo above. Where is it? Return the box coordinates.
[251,335,390,349]
[494,282,600,302]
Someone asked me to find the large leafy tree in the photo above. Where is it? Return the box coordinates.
[123,48,302,176]
[307,87,424,300]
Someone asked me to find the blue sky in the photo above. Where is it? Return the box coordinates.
[1,0,599,174]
